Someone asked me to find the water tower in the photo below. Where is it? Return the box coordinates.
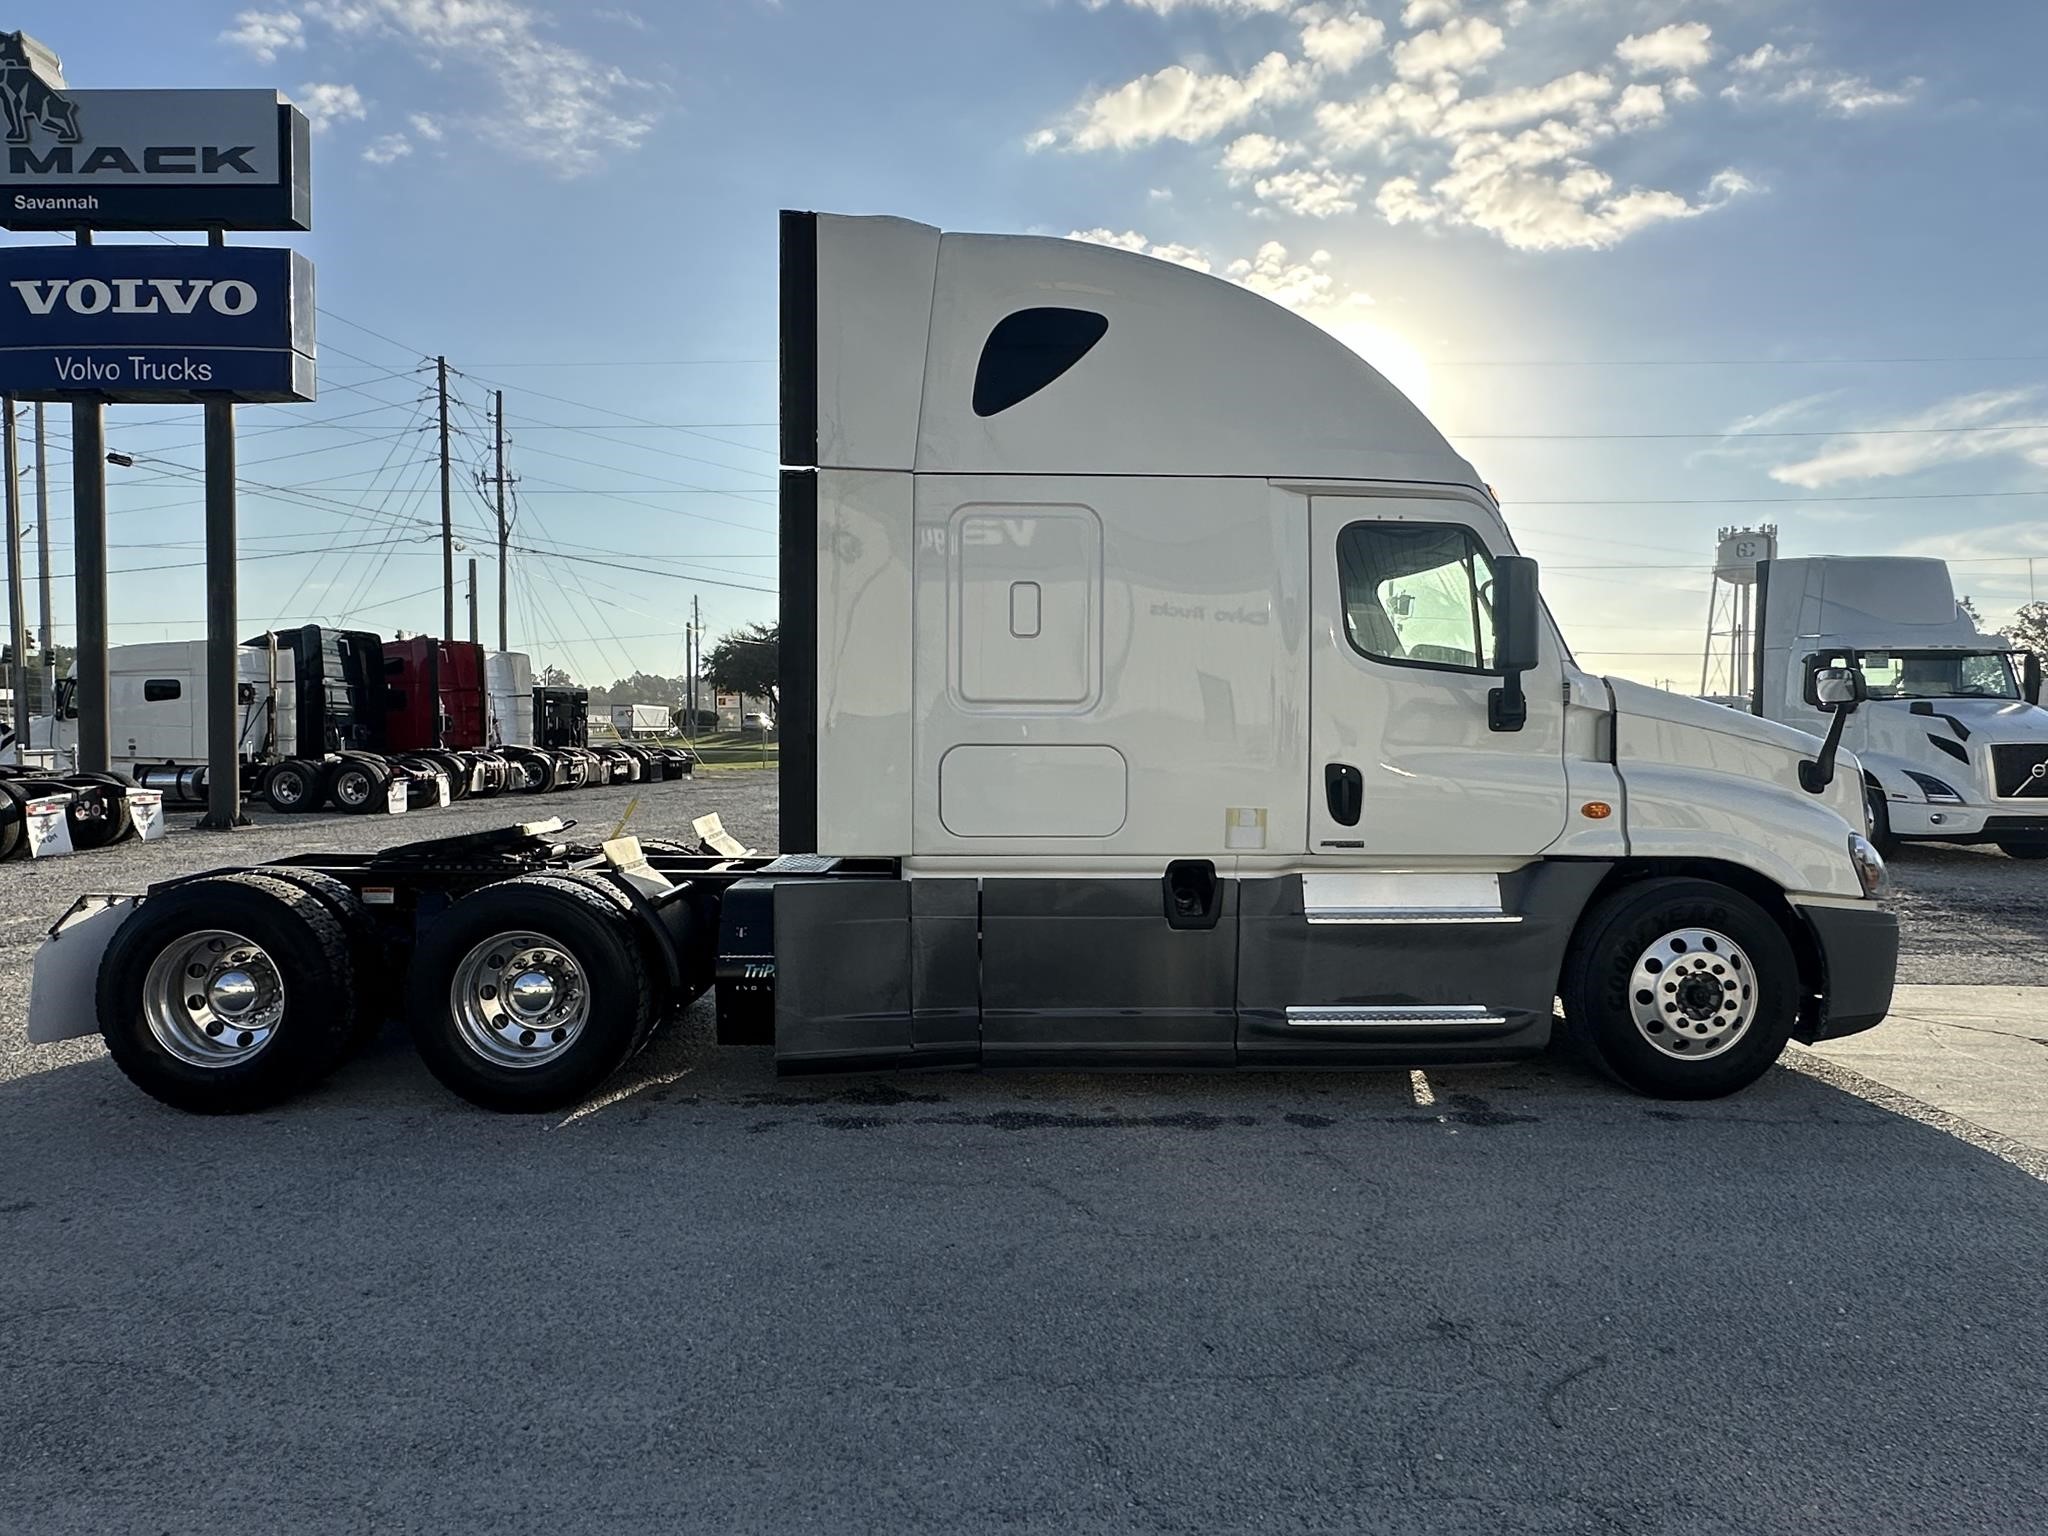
[1699,525,1777,701]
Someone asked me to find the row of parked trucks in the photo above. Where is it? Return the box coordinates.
[17,627,693,823]
[31,210,1900,1119]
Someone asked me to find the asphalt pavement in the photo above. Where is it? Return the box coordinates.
[3,777,2045,1534]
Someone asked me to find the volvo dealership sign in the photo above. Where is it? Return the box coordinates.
[0,245,315,402]
[1,33,310,231]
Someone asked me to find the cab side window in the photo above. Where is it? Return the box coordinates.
[1337,521,1496,673]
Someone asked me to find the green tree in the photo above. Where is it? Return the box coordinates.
[1958,595,1983,628]
[703,622,779,709]
[2004,601,2048,657]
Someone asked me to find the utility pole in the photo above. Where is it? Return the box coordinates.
[467,557,479,645]
[33,403,51,722]
[688,594,701,742]
[3,399,25,754]
[438,355,453,639]
[493,388,508,653]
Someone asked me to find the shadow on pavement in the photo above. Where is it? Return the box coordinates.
[4,1023,2046,1534]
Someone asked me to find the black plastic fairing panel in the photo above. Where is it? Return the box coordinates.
[779,210,818,469]
[779,469,818,853]
[979,878,1236,1066]
[771,878,914,1065]
[1235,862,1608,1066]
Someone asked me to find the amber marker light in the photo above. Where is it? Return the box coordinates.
[1581,801,1613,819]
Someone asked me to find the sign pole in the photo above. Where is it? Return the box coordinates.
[69,241,110,768]
[199,230,244,830]
[34,403,52,730]
[2,398,25,755]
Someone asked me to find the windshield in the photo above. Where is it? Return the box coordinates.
[1860,650,2019,700]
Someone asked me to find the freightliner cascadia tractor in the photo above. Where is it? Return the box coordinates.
[26,212,1897,1113]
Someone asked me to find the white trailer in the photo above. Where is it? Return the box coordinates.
[611,703,671,739]
[486,650,535,748]
[1753,556,2048,857]
[29,212,1896,1117]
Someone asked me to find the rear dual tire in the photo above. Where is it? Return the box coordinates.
[403,873,656,1113]
[1559,878,1799,1100]
[96,873,361,1114]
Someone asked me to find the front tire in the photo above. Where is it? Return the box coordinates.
[96,873,360,1114]
[1559,877,1799,1100]
[404,873,655,1112]
[1866,788,1899,857]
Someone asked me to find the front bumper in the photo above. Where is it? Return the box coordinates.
[1887,801,2048,846]
[1794,901,1898,1043]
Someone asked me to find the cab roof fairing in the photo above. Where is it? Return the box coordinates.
[790,211,1484,489]
[1764,556,2006,655]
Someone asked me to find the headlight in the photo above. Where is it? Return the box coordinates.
[1904,770,1964,804]
[1848,833,1887,899]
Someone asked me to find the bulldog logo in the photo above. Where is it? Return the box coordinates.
[0,31,79,147]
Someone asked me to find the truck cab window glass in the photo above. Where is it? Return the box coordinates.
[1337,521,1494,672]
[143,679,181,702]
[971,307,1109,417]
[1858,651,2018,701]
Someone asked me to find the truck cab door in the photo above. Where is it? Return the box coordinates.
[1307,494,1567,858]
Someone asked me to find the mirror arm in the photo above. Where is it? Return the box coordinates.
[1799,704,1852,794]
[1488,672,1527,733]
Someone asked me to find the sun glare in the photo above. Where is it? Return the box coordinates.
[1323,317,1435,415]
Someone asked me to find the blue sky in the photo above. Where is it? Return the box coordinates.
[5,0,2046,689]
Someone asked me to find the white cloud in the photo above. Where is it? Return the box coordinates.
[362,132,413,164]
[1221,132,1299,178]
[1391,16,1504,82]
[1059,52,1316,149]
[1229,240,1341,307]
[1314,80,1455,150]
[1437,70,1613,134]
[1668,76,1701,102]
[1724,41,1916,117]
[1614,22,1711,76]
[297,0,660,175]
[1770,390,2048,488]
[1732,43,1810,73]
[1254,165,1364,216]
[293,81,366,133]
[1068,228,1216,272]
[1088,0,1292,11]
[1299,10,1387,73]
[1375,174,1437,224]
[408,112,444,141]
[1401,0,1457,25]
[1610,82,1665,130]
[221,9,304,64]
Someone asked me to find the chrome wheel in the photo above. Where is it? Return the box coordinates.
[141,929,287,1068]
[449,930,591,1068]
[1627,926,1757,1061]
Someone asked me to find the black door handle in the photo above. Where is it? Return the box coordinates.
[1325,763,1362,826]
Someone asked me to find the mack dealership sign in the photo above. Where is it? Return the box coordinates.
[0,245,316,402]
[0,83,311,231]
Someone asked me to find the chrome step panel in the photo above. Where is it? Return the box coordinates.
[1300,871,1515,924]
[1285,1004,1510,1028]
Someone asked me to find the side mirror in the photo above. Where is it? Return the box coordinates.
[1486,555,1540,733]
[1491,555,1541,677]
[1802,655,1865,713]
[1798,651,1863,793]
[2024,651,2042,706]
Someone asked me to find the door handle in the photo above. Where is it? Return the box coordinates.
[1325,763,1363,826]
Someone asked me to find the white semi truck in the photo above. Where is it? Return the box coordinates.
[26,211,1896,1115]
[1752,556,2048,857]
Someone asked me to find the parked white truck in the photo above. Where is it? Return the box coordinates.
[26,212,1895,1115]
[1752,556,2048,857]
[611,703,672,739]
